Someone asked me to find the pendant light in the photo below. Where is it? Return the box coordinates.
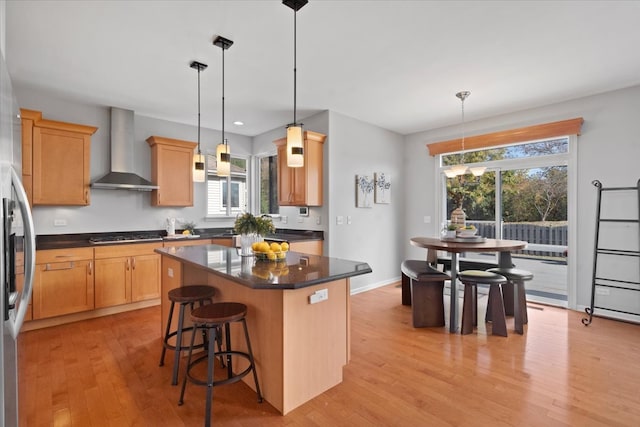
[214,36,233,177]
[190,61,207,183]
[283,0,308,168]
[444,91,486,178]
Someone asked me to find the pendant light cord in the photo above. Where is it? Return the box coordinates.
[197,66,201,155]
[293,7,297,125]
[222,42,225,148]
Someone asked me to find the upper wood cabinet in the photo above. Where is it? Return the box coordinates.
[146,136,197,207]
[273,131,326,206]
[21,109,97,206]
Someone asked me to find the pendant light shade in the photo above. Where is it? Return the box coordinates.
[216,139,230,177]
[190,61,208,183]
[214,35,234,177]
[286,125,304,167]
[283,0,308,168]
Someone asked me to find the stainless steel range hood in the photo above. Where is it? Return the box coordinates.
[91,107,158,191]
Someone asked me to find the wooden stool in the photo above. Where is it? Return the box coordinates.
[159,285,216,385]
[401,260,450,327]
[488,268,533,334]
[458,270,508,336]
[178,302,263,427]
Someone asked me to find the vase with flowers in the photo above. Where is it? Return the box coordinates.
[234,213,275,256]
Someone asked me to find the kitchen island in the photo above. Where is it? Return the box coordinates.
[156,243,372,415]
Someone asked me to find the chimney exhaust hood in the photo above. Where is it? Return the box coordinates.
[91,107,159,191]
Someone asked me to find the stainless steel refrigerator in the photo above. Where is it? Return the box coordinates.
[1,49,36,426]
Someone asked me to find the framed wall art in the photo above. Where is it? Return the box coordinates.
[355,174,374,208]
[374,172,391,204]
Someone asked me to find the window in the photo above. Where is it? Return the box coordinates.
[207,154,248,216]
[257,154,279,215]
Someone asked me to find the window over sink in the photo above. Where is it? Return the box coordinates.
[207,154,248,216]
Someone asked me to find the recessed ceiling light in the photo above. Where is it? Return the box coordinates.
[233,121,244,126]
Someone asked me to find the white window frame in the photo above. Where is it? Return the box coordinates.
[206,153,250,218]
[434,135,578,310]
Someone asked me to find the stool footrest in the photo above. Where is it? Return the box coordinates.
[186,350,254,388]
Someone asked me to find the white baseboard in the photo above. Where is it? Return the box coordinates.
[350,276,401,295]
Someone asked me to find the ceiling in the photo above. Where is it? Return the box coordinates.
[6,1,640,137]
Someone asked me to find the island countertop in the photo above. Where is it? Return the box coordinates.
[155,243,372,290]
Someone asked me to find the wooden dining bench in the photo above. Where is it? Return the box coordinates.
[401,260,451,327]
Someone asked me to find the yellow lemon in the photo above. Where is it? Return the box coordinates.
[182,230,190,235]
[280,242,289,252]
[277,251,286,259]
[267,251,277,260]
[251,242,261,251]
[270,242,282,252]
[259,242,270,252]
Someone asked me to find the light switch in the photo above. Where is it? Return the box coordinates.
[336,216,344,225]
[424,216,431,223]
[347,216,352,224]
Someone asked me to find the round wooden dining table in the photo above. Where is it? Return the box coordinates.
[410,237,527,333]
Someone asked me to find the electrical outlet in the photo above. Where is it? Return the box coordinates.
[596,287,610,296]
[424,216,431,223]
[282,215,288,224]
[309,288,329,304]
[297,216,304,223]
[316,216,321,225]
[53,219,67,227]
[347,216,352,224]
[336,216,344,225]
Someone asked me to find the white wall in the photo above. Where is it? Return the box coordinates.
[403,85,640,315]
[326,111,404,293]
[15,86,252,234]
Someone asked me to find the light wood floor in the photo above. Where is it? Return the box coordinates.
[19,283,640,426]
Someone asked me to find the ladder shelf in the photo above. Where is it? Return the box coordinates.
[582,179,640,326]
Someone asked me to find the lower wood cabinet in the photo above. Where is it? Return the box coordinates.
[94,243,161,308]
[289,240,323,256]
[33,248,94,319]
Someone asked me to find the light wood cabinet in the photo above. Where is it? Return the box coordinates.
[20,109,97,206]
[289,240,323,256]
[33,248,94,319]
[146,136,197,207]
[211,238,233,247]
[273,131,326,206]
[94,243,161,308]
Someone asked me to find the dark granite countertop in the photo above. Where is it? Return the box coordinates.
[156,244,371,290]
[36,228,324,250]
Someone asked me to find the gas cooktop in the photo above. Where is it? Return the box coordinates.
[89,234,163,245]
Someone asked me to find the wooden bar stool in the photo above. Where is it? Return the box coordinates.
[159,285,216,385]
[178,302,263,427]
[488,267,533,334]
[458,270,508,336]
[401,260,450,327]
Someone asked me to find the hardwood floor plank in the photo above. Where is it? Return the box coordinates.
[18,282,640,426]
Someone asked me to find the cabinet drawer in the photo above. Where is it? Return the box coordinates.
[94,242,162,259]
[36,247,93,264]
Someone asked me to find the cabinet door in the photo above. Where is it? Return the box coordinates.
[147,136,197,207]
[276,143,295,206]
[33,260,94,319]
[131,254,161,302]
[95,257,131,308]
[32,127,90,205]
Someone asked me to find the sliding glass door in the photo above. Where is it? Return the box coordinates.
[442,138,569,306]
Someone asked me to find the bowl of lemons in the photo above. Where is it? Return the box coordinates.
[252,241,290,262]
